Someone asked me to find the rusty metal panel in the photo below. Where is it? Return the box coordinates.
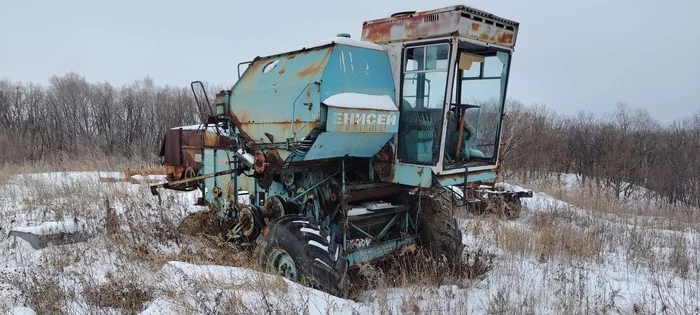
[361,10,462,44]
[361,5,519,49]
[159,125,234,180]
[458,20,515,47]
[161,129,183,165]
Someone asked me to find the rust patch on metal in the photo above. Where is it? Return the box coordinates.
[235,120,319,144]
[362,7,517,49]
[296,63,323,79]
[163,164,185,180]
[254,151,266,173]
[374,161,395,182]
[243,58,266,76]
[497,32,513,44]
[361,19,394,43]
[493,141,506,179]
[294,47,332,79]
[230,113,253,143]
[362,10,460,43]
[158,126,235,182]
[417,168,424,177]
[272,66,286,87]
[265,148,282,173]
[373,145,395,181]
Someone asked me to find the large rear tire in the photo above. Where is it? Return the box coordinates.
[412,188,464,268]
[254,214,347,296]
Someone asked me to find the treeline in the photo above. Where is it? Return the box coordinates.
[1,72,698,207]
[0,72,222,164]
[501,100,700,207]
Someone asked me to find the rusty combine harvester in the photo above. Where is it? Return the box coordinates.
[151,5,531,295]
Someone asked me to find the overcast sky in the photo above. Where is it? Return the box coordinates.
[2,0,699,122]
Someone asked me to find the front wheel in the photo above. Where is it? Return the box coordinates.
[253,214,347,296]
[412,188,464,269]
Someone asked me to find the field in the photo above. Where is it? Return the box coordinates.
[0,171,698,315]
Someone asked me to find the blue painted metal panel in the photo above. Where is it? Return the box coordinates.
[320,44,396,101]
[202,149,217,202]
[293,44,398,161]
[346,237,415,266]
[377,162,432,187]
[304,132,394,161]
[202,149,242,210]
[229,42,397,166]
[326,107,399,133]
[434,170,496,186]
[229,46,332,143]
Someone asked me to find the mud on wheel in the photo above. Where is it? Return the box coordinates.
[253,214,348,296]
[411,188,464,269]
[484,194,522,220]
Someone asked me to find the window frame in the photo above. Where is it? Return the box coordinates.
[441,47,514,171]
[397,40,454,166]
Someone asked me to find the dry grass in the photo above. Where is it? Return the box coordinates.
[0,154,158,184]
[343,243,495,313]
[83,279,152,314]
[2,164,698,314]
[509,172,700,231]
[497,221,601,263]
[8,271,65,315]
[0,164,294,314]
[125,235,255,271]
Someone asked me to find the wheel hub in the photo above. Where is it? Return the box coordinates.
[237,206,256,238]
[268,249,298,281]
[263,196,286,224]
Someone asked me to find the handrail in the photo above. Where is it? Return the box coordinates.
[191,81,213,117]
[237,61,254,79]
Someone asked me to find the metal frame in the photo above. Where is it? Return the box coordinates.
[396,37,454,167]
[346,237,415,266]
[437,41,514,176]
[390,35,517,178]
[435,38,460,173]
[343,208,417,267]
[442,50,509,169]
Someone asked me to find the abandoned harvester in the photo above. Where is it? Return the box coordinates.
[152,5,531,295]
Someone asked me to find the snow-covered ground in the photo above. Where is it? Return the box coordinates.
[0,171,698,314]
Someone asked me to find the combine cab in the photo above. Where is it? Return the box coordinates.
[152,5,531,295]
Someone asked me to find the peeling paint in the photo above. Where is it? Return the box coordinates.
[349,51,354,74]
[361,5,518,49]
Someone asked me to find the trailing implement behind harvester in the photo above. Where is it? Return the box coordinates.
[150,5,531,295]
